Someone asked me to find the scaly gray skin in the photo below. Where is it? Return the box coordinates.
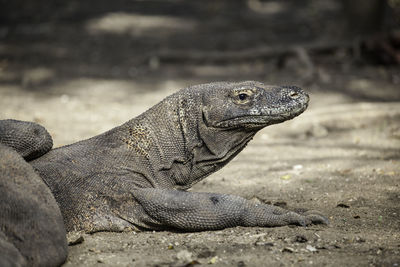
[0,120,67,267]
[31,81,326,231]
[0,81,327,265]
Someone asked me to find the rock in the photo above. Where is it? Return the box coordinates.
[67,231,85,246]
[208,256,218,264]
[356,237,366,243]
[255,241,274,247]
[293,164,303,171]
[306,245,317,252]
[176,250,193,263]
[294,235,308,243]
[282,247,295,253]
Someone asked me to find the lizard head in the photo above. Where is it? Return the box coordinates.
[201,81,309,130]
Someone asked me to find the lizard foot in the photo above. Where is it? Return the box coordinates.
[296,210,329,226]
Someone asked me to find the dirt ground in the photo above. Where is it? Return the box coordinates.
[1,1,400,266]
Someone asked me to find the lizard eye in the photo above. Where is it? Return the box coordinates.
[238,93,248,101]
[288,90,299,98]
[232,89,253,104]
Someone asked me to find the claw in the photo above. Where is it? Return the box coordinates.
[305,214,330,225]
[293,209,329,226]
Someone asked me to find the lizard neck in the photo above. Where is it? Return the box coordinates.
[121,89,258,190]
[153,89,257,189]
[120,91,194,188]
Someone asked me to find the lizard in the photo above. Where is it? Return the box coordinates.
[0,81,328,266]
[0,120,67,267]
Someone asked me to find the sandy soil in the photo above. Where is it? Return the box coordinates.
[1,1,400,266]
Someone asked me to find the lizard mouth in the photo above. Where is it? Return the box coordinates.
[214,103,308,129]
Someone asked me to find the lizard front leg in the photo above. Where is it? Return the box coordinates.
[127,188,328,231]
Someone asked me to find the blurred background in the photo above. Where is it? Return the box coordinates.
[0,0,399,141]
[1,0,399,90]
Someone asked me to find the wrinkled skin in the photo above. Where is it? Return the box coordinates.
[0,121,67,267]
[0,81,327,266]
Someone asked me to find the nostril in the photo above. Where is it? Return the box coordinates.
[289,90,299,98]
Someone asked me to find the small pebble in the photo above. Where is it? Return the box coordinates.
[295,235,308,243]
[282,247,295,253]
[306,245,317,252]
[176,250,193,263]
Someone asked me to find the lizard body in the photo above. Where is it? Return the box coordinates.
[0,81,327,266]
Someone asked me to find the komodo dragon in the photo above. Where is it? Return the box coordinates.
[0,81,328,266]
